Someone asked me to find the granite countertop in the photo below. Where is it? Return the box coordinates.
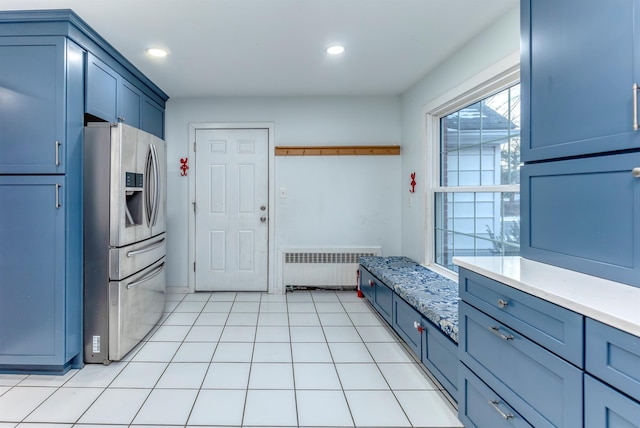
[453,256,640,338]
[360,256,459,343]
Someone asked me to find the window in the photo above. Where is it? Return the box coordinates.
[433,83,521,272]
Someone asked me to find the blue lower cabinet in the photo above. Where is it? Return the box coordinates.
[422,316,458,399]
[459,301,583,427]
[358,268,375,302]
[586,318,640,402]
[0,176,81,372]
[459,363,532,427]
[392,295,422,357]
[373,279,393,323]
[585,374,640,428]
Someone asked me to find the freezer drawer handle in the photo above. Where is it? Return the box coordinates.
[126,263,165,289]
[126,238,166,257]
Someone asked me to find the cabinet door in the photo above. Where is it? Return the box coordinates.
[0,177,66,367]
[522,0,640,161]
[585,375,640,428]
[141,97,165,139]
[391,295,422,357]
[119,79,142,128]
[521,152,640,287]
[86,52,118,123]
[0,37,65,174]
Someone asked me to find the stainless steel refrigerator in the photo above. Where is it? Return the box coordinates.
[83,122,166,364]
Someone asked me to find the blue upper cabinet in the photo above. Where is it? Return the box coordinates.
[86,52,164,137]
[0,37,69,174]
[522,0,640,162]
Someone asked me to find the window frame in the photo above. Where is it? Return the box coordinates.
[422,58,520,279]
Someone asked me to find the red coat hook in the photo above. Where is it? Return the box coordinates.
[410,172,416,193]
[180,158,189,176]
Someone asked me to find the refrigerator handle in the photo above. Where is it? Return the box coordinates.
[126,262,165,289]
[151,143,160,227]
[144,145,153,227]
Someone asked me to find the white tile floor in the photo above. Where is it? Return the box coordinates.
[0,290,463,428]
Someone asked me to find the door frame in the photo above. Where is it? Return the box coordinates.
[187,122,276,293]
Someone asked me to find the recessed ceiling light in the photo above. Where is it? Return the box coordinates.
[146,48,169,57]
[326,45,346,55]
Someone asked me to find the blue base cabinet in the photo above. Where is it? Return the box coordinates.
[359,267,393,324]
[0,177,82,373]
[458,268,584,427]
[585,375,640,428]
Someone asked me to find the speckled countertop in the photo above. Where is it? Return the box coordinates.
[359,256,459,343]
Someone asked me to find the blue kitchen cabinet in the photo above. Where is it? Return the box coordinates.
[358,267,393,324]
[0,9,167,373]
[585,375,640,428]
[0,37,74,174]
[521,152,640,287]
[142,97,165,139]
[522,0,640,162]
[0,176,82,372]
[86,52,164,138]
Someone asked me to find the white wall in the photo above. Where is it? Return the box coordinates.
[165,96,402,287]
[400,6,520,264]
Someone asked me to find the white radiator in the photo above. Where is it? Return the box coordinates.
[278,246,382,290]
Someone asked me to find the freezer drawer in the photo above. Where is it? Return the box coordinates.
[108,257,165,361]
[109,234,165,280]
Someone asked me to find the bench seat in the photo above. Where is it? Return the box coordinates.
[359,256,459,343]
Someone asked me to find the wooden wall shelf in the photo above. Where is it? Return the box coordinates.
[275,145,400,156]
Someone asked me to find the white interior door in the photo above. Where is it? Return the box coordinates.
[194,128,269,291]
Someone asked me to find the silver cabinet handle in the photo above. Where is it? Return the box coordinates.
[55,141,61,166]
[632,168,640,178]
[634,83,639,131]
[488,400,514,420]
[126,237,165,257]
[489,326,513,341]
[497,299,509,308]
[55,184,61,208]
[127,263,164,289]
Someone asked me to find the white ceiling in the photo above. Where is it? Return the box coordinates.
[1,0,518,98]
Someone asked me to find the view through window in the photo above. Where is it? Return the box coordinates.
[434,84,521,272]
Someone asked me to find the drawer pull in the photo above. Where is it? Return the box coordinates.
[489,326,513,341]
[634,83,639,131]
[413,321,424,333]
[488,400,514,420]
[369,279,375,287]
[497,299,509,308]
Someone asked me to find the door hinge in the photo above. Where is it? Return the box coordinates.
[193,142,196,152]
[193,262,196,272]
[192,201,196,212]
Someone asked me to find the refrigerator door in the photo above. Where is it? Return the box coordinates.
[109,122,151,247]
[108,257,165,361]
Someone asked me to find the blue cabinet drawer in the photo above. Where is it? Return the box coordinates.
[422,316,458,399]
[585,374,640,428]
[459,268,583,367]
[392,294,422,357]
[459,363,532,428]
[586,318,640,402]
[459,301,583,427]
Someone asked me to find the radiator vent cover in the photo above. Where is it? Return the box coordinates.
[278,246,382,290]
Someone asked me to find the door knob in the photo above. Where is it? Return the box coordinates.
[260,216,267,223]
